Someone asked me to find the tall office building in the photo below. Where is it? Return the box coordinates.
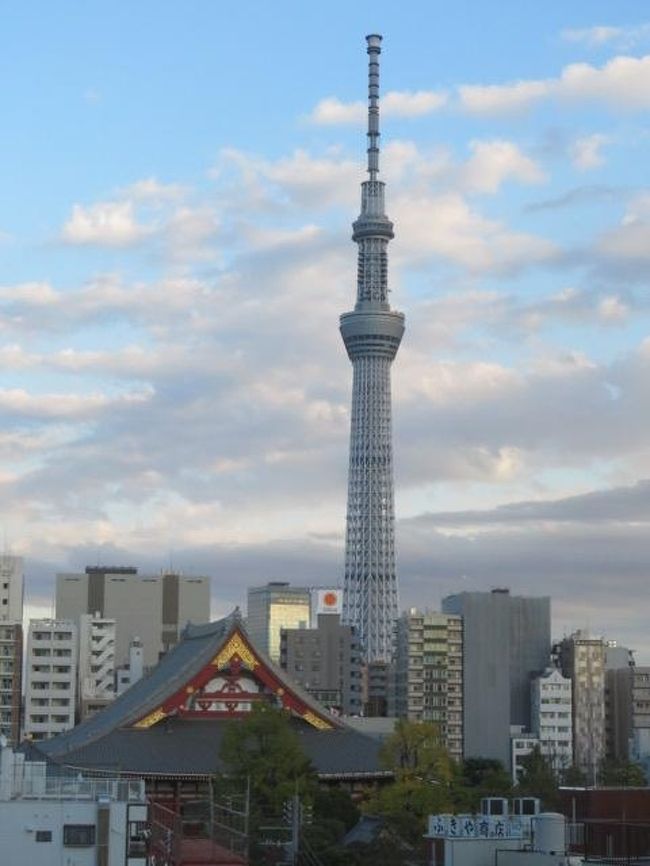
[392,609,463,761]
[604,642,635,762]
[0,554,23,623]
[442,588,550,766]
[558,630,606,782]
[246,582,311,662]
[341,35,405,663]
[24,619,77,741]
[56,566,210,668]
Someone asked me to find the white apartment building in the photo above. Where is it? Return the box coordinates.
[531,667,573,772]
[24,620,77,741]
[392,609,464,761]
[0,554,23,623]
[559,631,605,782]
[0,744,147,865]
[78,613,116,720]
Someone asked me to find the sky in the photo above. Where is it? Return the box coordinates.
[2,1,650,657]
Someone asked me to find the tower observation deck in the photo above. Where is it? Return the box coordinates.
[341,35,404,663]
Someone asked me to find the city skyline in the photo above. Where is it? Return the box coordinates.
[2,2,650,658]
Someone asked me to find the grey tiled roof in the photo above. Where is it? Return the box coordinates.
[41,717,387,779]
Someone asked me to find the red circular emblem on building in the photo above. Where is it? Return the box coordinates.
[323,591,338,607]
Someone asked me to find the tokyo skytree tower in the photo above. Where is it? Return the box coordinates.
[341,35,405,663]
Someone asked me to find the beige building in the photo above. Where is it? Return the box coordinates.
[24,619,77,741]
[392,609,463,761]
[559,630,605,782]
[56,566,210,668]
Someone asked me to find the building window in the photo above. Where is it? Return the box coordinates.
[35,830,52,842]
[63,824,96,847]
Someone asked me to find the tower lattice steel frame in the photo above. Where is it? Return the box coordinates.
[341,35,404,663]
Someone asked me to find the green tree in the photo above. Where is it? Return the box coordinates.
[517,745,559,809]
[600,760,647,787]
[456,757,513,810]
[219,704,315,813]
[562,764,587,786]
[380,719,454,782]
[366,720,455,846]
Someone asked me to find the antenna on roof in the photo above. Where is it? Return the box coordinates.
[365,34,382,181]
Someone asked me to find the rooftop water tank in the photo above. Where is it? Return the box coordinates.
[533,813,566,854]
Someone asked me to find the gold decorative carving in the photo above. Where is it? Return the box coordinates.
[212,633,259,670]
[134,707,166,729]
[302,711,334,731]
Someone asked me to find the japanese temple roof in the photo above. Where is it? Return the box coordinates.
[35,612,387,780]
[35,717,389,780]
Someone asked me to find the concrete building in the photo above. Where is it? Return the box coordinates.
[531,667,573,773]
[630,666,650,779]
[341,35,405,663]
[24,619,77,741]
[392,609,463,761]
[78,613,116,720]
[115,636,145,696]
[0,622,22,745]
[280,590,362,715]
[604,643,635,762]
[558,631,605,782]
[56,565,210,668]
[0,556,24,745]
[0,744,147,865]
[0,554,23,623]
[442,589,550,766]
[246,582,311,662]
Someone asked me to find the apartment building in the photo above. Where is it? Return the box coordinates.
[531,667,573,773]
[392,609,463,761]
[0,623,22,745]
[78,614,116,721]
[24,620,77,741]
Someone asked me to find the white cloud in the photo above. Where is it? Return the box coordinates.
[459,53,650,114]
[570,133,610,170]
[61,201,153,247]
[561,23,650,49]
[0,387,153,419]
[309,89,447,124]
[598,295,629,322]
[120,177,189,203]
[598,193,650,260]
[461,139,545,193]
[561,26,622,46]
[392,191,558,274]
